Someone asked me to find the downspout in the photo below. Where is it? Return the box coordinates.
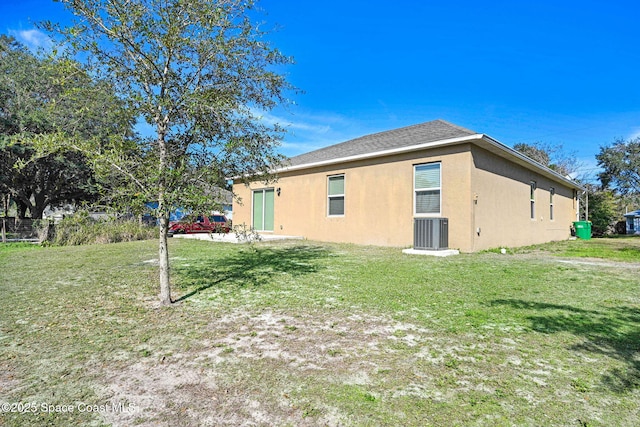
[471,193,477,252]
[470,147,476,252]
[585,190,589,222]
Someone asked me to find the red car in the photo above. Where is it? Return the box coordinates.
[168,214,231,234]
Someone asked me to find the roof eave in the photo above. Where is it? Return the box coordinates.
[242,132,584,192]
[477,135,585,191]
[276,133,484,173]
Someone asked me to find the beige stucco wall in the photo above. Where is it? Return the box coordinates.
[233,143,578,252]
[233,144,473,248]
[469,146,577,251]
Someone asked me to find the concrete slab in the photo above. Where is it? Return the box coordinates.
[402,248,460,257]
[252,234,304,243]
[171,233,304,244]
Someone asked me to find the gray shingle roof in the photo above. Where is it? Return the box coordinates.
[288,119,477,167]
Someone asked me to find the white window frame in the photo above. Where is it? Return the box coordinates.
[252,188,274,232]
[414,162,442,217]
[530,181,537,220]
[549,187,555,221]
[327,174,345,217]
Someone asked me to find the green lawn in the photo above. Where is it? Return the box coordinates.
[1,237,639,426]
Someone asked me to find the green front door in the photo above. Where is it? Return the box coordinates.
[252,189,274,231]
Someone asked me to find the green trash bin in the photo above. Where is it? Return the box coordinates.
[573,221,592,240]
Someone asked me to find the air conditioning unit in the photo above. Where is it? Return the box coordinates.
[414,218,448,250]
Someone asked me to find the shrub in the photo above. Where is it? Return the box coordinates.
[45,211,158,246]
[588,190,619,237]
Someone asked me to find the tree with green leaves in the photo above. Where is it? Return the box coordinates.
[42,0,293,305]
[0,35,131,218]
[513,141,580,178]
[597,137,640,204]
[0,140,98,219]
[583,185,618,236]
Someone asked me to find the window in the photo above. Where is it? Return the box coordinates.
[549,187,555,220]
[415,163,441,215]
[530,181,536,219]
[328,175,345,216]
[252,188,274,231]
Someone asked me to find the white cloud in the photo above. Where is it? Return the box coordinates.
[257,111,332,135]
[251,107,396,157]
[250,108,365,156]
[9,29,54,53]
[627,127,640,141]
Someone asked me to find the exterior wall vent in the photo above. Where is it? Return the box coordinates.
[414,218,448,250]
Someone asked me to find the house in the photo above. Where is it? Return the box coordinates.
[624,210,640,235]
[143,188,234,224]
[232,120,584,252]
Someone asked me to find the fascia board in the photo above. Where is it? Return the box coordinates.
[276,134,484,173]
[233,132,584,192]
[478,135,585,191]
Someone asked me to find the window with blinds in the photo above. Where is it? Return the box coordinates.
[328,174,345,216]
[414,163,441,215]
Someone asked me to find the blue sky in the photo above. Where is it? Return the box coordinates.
[3,0,639,182]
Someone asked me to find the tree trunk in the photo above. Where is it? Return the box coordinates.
[31,207,45,220]
[1,194,7,242]
[158,209,172,305]
[16,199,29,219]
[2,194,8,217]
[157,122,172,306]
[31,192,47,219]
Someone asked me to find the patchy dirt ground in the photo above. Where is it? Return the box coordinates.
[100,308,432,426]
[98,303,637,426]
[554,257,640,269]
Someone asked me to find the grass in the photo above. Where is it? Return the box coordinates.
[512,235,640,262]
[0,237,639,426]
[0,241,40,251]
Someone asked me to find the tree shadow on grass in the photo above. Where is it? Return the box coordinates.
[491,299,640,393]
[172,244,331,303]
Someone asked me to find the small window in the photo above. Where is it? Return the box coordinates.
[415,163,441,215]
[549,187,555,220]
[530,181,536,220]
[328,175,345,216]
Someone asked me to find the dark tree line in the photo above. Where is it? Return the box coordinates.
[514,140,640,235]
[0,35,133,218]
[597,137,640,201]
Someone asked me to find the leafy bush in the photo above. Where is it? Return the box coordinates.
[588,190,619,236]
[45,211,157,246]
